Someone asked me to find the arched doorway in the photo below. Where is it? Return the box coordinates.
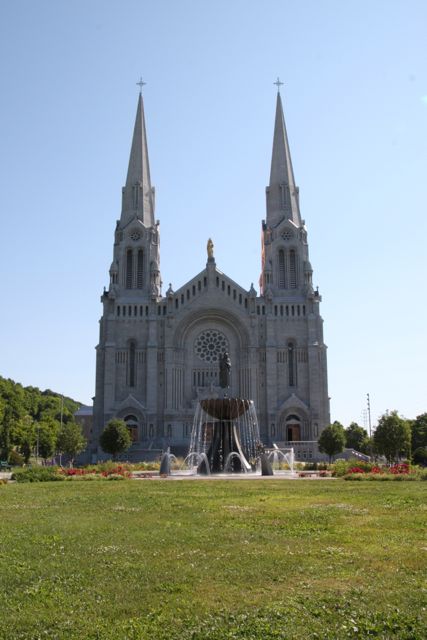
[123,414,139,443]
[279,413,302,442]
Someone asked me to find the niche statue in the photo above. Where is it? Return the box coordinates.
[219,351,231,389]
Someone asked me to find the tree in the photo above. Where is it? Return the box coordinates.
[411,413,427,451]
[57,422,86,466]
[345,422,369,453]
[11,415,35,463]
[100,419,131,460]
[37,419,59,462]
[412,447,427,467]
[374,410,411,463]
[0,405,13,460]
[318,421,346,463]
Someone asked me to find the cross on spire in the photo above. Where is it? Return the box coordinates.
[274,77,284,92]
[136,77,146,93]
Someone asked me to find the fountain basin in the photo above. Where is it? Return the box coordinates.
[200,398,251,420]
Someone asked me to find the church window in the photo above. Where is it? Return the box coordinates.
[181,294,184,304]
[227,285,231,295]
[145,306,149,316]
[233,289,236,299]
[291,305,295,316]
[163,306,166,315]
[216,277,219,287]
[274,305,278,316]
[198,281,201,291]
[130,230,141,242]
[192,285,196,296]
[244,298,248,309]
[278,250,286,288]
[167,424,172,438]
[280,305,283,316]
[257,306,260,315]
[149,424,154,438]
[157,306,161,316]
[297,305,300,316]
[194,329,228,363]
[137,249,144,288]
[140,306,143,316]
[187,289,190,300]
[134,305,137,316]
[129,305,132,316]
[129,341,136,387]
[282,229,293,241]
[203,277,207,287]
[286,305,289,316]
[288,342,296,387]
[132,184,139,209]
[117,306,120,317]
[262,306,265,315]
[126,249,133,289]
[175,299,178,309]
[303,305,306,316]
[222,281,225,291]
[123,306,126,317]
[239,293,242,304]
[289,250,297,288]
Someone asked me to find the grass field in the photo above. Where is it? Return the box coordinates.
[0,479,426,639]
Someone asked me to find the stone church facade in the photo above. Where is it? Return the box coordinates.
[91,90,329,460]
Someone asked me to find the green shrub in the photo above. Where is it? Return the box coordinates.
[106,473,127,480]
[8,450,25,466]
[12,466,64,483]
[413,447,427,466]
[332,459,349,477]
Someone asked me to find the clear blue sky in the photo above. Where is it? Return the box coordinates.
[1,0,426,428]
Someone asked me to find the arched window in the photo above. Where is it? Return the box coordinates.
[126,249,133,289]
[288,341,296,387]
[129,341,136,387]
[278,249,286,289]
[289,250,297,288]
[137,249,144,289]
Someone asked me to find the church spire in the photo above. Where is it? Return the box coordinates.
[266,88,301,227]
[121,90,155,227]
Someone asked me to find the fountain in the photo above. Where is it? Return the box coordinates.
[187,352,262,474]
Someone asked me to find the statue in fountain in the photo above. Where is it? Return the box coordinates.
[219,351,231,389]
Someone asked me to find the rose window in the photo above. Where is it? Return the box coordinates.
[130,230,141,241]
[194,330,228,363]
[282,230,294,241]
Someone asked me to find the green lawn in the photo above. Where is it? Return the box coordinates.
[0,479,426,639]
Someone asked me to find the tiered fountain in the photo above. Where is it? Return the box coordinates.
[187,353,263,474]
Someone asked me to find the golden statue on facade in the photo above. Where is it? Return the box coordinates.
[207,237,214,259]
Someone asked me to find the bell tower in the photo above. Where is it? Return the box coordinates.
[260,88,313,299]
[109,90,161,300]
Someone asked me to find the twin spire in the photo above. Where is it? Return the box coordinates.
[121,91,155,227]
[121,82,300,230]
[267,90,301,228]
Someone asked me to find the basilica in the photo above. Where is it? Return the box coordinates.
[90,88,329,460]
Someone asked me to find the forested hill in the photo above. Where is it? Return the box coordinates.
[0,376,81,424]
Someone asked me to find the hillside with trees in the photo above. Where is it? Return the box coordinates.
[0,376,83,463]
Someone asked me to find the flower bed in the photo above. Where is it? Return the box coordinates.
[344,463,427,481]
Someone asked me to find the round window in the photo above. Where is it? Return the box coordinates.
[194,330,229,363]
